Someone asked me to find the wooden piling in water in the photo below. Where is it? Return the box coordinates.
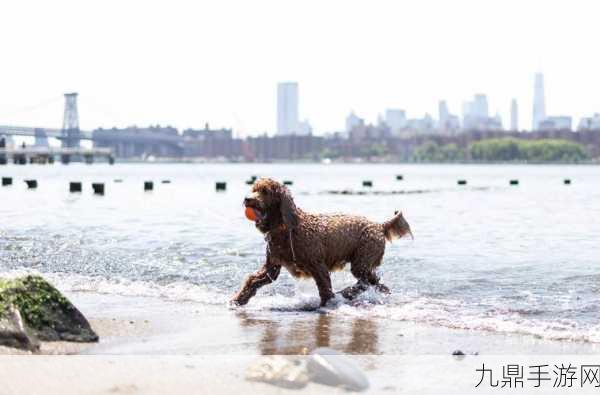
[92,183,105,195]
[69,182,82,193]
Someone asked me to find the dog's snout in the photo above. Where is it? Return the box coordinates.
[244,192,259,206]
[244,192,259,204]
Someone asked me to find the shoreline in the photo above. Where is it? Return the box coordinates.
[3,291,599,356]
[3,292,600,394]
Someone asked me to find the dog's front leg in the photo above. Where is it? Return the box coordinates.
[231,263,281,306]
[310,267,335,307]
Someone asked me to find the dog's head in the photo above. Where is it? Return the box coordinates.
[244,178,298,234]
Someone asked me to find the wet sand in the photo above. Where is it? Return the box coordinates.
[4,291,600,356]
[3,291,600,394]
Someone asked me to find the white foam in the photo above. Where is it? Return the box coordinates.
[3,268,600,343]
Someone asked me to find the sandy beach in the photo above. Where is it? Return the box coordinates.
[3,291,600,394]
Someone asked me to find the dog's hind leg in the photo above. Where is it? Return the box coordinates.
[341,242,389,300]
[340,280,369,300]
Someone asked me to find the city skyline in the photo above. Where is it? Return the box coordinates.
[1,0,599,136]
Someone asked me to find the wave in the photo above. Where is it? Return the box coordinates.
[2,268,599,344]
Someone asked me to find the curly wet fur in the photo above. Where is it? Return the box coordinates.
[232,178,412,307]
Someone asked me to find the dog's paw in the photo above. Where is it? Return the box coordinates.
[228,297,245,308]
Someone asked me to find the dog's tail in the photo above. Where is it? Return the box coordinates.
[383,211,413,242]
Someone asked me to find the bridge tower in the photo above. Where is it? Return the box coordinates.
[62,92,80,148]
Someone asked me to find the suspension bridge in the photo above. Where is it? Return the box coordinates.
[0,93,185,163]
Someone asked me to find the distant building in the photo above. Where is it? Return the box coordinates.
[532,72,546,131]
[438,101,449,127]
[539,116,572,131]
[471,94,489,118]
[385,109,407,132]
[182,124,242,158]
[277,82,300,135]
[345,111,364,133]
[510,99,519,131]
[462,94,502,131]
[578,113,600,131]
[247,134,323,161]
[297,119,313,135]
[406,113,436,133]
[438,100,460,134]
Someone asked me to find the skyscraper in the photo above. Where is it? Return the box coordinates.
[277,82,299,135]
[532,72,546,131]
[472,94,489,118]
[438,100,449,129]
[384,109,407,132]
[510,99,519,131]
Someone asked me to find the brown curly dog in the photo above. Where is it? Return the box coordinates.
[231,178,412,307]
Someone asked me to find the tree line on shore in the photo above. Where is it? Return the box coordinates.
[412,138,589,163]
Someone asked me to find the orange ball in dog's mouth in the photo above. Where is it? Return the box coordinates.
[245,207,258,221]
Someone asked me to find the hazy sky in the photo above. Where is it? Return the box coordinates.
[1,0,599,135]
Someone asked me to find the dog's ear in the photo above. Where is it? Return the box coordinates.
[279,185,298,230]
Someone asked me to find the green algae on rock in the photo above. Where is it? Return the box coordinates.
[0,275,98,343]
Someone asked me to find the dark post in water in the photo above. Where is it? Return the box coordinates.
[92,183,105,195]
[69,182,82,193]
